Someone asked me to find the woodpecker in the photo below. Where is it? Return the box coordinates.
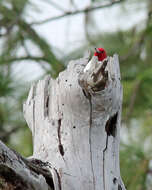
[84,47,107,72]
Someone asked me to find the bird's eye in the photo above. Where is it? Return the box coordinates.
[101,51,104,53]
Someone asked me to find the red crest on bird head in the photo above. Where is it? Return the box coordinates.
[94,47,107,61]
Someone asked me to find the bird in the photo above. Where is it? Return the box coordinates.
[84,47,107,72]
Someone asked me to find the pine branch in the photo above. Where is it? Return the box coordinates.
[2,56,47,63]
[30,0,125,25]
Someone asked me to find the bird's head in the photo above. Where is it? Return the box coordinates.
[94,47,107,61]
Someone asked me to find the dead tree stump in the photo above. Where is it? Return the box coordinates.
[23,54,126,190]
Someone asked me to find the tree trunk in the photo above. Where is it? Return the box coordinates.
[0,54,126,190]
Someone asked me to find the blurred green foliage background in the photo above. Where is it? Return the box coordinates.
[0,0,152,189]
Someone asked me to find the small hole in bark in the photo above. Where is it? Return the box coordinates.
[73,126,76,129]
[62,104,64,106]
[69,84,72,87]
[113,177,117,184]
[65,80,67,82]
[105,112,118,137]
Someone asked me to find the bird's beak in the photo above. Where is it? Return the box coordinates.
[95,47,100,53]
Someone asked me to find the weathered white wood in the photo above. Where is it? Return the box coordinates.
[23,54,126,190]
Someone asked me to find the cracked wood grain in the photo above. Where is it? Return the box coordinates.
[103,134,108,190]
[88,95,96,190]
[57,119,64,156]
